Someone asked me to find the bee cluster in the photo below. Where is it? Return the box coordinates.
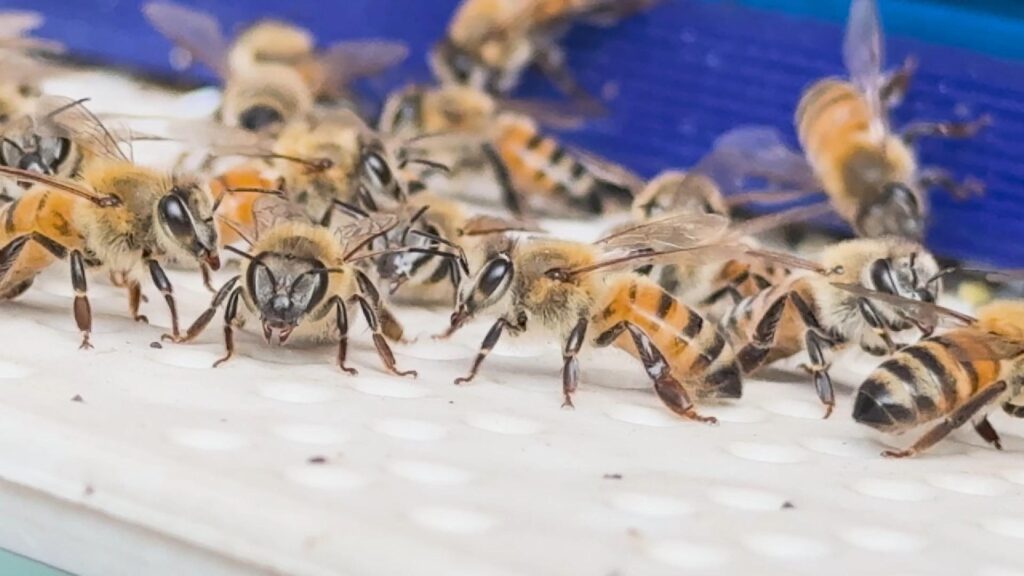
[0,0,1017,459]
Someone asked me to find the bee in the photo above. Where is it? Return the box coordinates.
[720,236,961,418]
[0,11,65,129]
[380,84,638,215]
[853,299,1024,458]
[0,158,220,348]
[143,1,407,115]
[431,0,656,102]
[442,212,757,421]
[717,0,986,239]
[166,195,456,375]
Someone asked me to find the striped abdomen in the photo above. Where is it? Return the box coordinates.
[210,167,276,245]
[853,330,1005,432]
[596,275,741,399]
[494,114,632,214]
[796,78,873,167]
[0,188,84,297]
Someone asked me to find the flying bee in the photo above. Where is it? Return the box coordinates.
[0,158,220,348]
[440,211,782,421]
[719,236,968,418]
[166,194,458,375]
[432,0,657,102]
[852,299,1024,458]
[143,1,407,110]
[380,84,638,216]
[710,0,987,239]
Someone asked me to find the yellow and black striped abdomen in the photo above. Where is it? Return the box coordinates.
[854,329,1003,432]
[796,78,873,158]
[596,275,741,398]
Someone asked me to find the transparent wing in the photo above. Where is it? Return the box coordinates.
[496,96,599,130]
[572,146,645,195]
[318,40,408,90]
[461,214,543,237]
[142,1,229,77]
[724,201,834,239]
[831,282,977,329]
[688,126,820,199]
[334,212,401,258]
[595,211,730,253]
[843,0,887,133]
[0,10,42,38]
[250,194,310,240]
[32,96,132,162]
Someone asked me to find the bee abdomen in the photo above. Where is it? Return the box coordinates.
[795,78,872,168]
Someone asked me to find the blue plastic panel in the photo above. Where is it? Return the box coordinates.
[11,0,1024,266]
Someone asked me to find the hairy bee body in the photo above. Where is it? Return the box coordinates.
[0,187,83,297]
[795,78,921,237]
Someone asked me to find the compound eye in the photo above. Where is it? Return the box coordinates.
[159,195,194,239]
[363,152,393,188]
[39,137,70,170]
[479,256,511,298]
[238,104,284,132]
[251,262,276,305]
[869,259,898,295]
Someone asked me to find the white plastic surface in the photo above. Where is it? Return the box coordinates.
[0,72,1022,576]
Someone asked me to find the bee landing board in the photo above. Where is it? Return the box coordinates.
[1,74,1023,576]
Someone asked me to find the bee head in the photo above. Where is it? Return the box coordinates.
[429,38,505,94]
[246,252,330,344]
[856,182,924,239]
[219,66,312,136]
[356,142,402,210]
[450,253,514,330]
[155,182,220,271]
[865,245,941,304]
[0,131,73,177]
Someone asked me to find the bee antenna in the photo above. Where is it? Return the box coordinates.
[341,219,401,262]
[42,97,91,121]
[223,244,257,260]
[332,199,370,218]
[401,157,451,174]
[927,266,957,287]
[213,186,285,212]
[216,215,255,247]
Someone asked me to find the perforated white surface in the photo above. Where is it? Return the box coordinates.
[1,72,1023,576]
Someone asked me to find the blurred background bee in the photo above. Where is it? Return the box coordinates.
[431,0,658,104]
[0,11,66,130]
[710,0,987,240]
[169,194,459,376]
[380,84,638,216]
[442,211,768,421]
[854,299,1024,458]
[720,236,963,418]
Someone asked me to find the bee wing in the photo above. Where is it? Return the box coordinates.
[0,165,118,206]
[496,97,604,129]
[595,211,730,253]
[688,126,821,200]
[142,1,229,77]
[724,201,834,239]
[334,212,401,257]
[831,282,977,329]
[843,0,887,133]
[460,214,544,237]
[0,10,42,38]
[249,194,310,239]
[317,40,408,90]
[31,96,132,162]
[959,268,1024,284]
[571,146,645,194]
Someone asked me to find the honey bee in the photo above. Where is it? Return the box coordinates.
[166,195,457,375]
[715,0,986,239]
[143,1,407,104]
[443,212,759,421]
[432,0,657,101]
[380,84,638,215]
[0,11,65,131]
[0,159,220,348]
[854,299,1024,458]
[720,236,965,418]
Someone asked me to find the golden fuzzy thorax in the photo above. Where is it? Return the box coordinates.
[633,170,729,220]
[978,301,1024,342]
[272,115,362,219]
[423,86,496,133]
[229,20,315,71]
[819,236,924,283]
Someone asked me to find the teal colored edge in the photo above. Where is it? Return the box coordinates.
[0,549,70,576]
[703,0,1024,61]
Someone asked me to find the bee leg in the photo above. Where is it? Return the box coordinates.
[355,270,406,343]
[213,287,243,368]
[880,56,917,108]
[481,143,524,216]
[701,284,744,308]
[857,297,897,355]
[736,295,789,373]
[883,380,1008,458]
[918,167,985,201]
[69,250,93,350]
[534,44,603,113]
[147,259,180,338]
[352,294,417,379]
[624,323,717,425]
[330,296,357,376]
[972,416,1003,450]
[127,281,148,324]
[561,318,589,409]
[901,115,991,144]
[790,292,837,418]
[454,318,510,385]
[200,264,216,293]
[163,276,241,343]
[0,235,31,285]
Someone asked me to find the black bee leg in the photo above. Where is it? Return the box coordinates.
[147,259,180,339]
[481,143,524,216]
[213,287,243,368]
[790,292,837,418]
[857,297,897,355]
[624,323,717,424]
[918,167,985,201]
[561,318,588,409]
[330,296,357,376]
[736,295,788,373]
[902,115,990,144]
[352,294,416,378]
[69,249,93,350]
[163,276,240,344]
[535,44,603,112]
[701,284,744,308]
[0,235,31,285]
[973,416,1003,450]
[200,264,216,293]
[454,318,509,385]
[880,56,917,108]
[447,260,463,307]
[355,270,405,343]
[127,281,148,324]
[884,381,1008,458]
[593,321,627,348]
